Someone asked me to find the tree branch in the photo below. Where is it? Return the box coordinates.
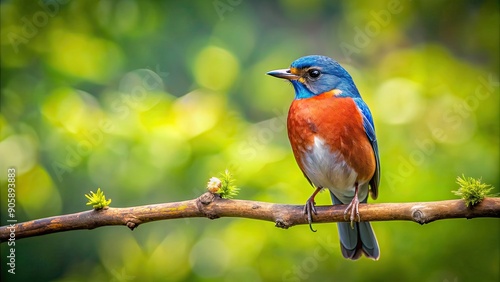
[1,193,499,243]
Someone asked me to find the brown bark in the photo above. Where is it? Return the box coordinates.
[1,193,499,242]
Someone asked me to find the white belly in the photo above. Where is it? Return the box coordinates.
[301,136,368,204]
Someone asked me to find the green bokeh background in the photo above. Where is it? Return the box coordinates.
[1,0,499,281]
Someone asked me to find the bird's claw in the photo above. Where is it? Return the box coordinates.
[303,198,318,232]
[343,195,360,229]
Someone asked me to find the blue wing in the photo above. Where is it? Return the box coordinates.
[353,98,380,199]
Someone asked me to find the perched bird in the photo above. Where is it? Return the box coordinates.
[267,55,380,260]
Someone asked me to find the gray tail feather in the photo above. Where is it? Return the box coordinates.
[330,191,380,260]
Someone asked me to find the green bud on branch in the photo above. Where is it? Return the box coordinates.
[85,188,112,210]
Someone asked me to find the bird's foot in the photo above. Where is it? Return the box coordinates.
[303,197,318,232]
[303,187,322,232]
[343,192,360,229]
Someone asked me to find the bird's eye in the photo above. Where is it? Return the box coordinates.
[308,69,321,78]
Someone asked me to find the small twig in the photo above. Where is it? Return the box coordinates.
[1,193,499,242]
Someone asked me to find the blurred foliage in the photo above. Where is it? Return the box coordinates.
[0,0,499,281]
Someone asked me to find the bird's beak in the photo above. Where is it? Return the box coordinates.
[266,68,299,80]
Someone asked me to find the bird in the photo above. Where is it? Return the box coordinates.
[267,55,380,260]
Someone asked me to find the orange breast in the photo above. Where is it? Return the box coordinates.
[287,93,376,183]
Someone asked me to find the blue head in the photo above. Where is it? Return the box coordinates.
[267,55,360,99]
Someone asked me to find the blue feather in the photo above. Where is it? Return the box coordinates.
[354,98,380,199]
[289,55,361,99]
